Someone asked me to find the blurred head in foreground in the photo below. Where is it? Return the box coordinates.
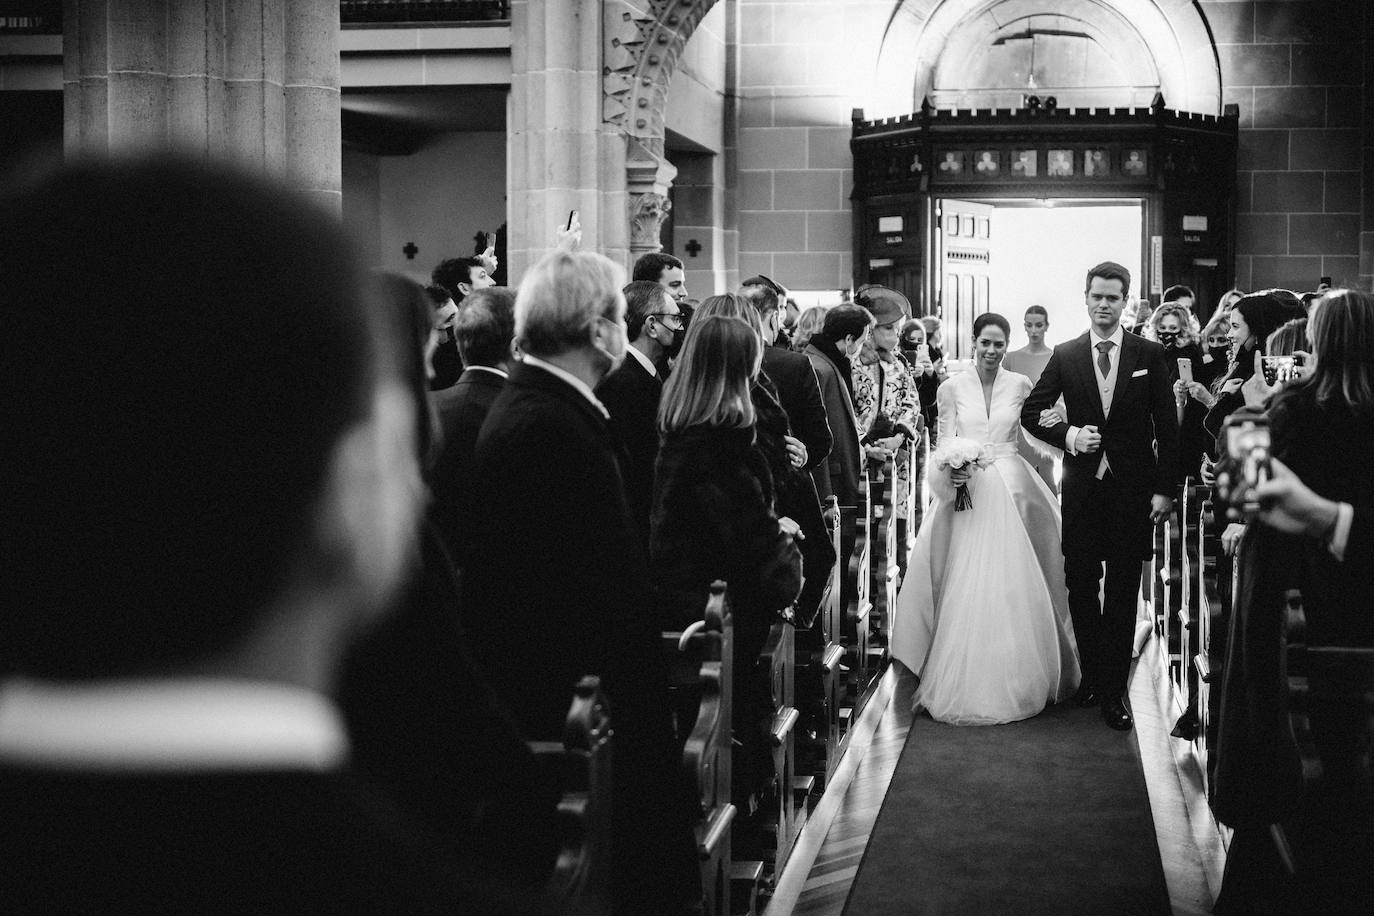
[0,157,422,686]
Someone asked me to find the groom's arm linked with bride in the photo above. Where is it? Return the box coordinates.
[1017,315,1180,732]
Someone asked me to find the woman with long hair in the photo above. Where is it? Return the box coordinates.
[1212,289,1374,913]
[651,314,804,801]
[1190,290,1301,450]
[791,304,827,352]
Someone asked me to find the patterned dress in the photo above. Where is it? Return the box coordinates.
[853,351,922,519]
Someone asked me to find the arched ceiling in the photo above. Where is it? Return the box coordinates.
[871,0,1220,117]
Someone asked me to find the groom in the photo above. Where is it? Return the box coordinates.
[1021,262,1179,731]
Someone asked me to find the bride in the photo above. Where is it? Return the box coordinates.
[891,312,1080,725]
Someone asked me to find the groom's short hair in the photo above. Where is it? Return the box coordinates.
[1086,261,1131,297]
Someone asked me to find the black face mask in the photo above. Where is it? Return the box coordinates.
[1157,331,1178,346]
[1208,343,1230,358]
[663,323,685,360]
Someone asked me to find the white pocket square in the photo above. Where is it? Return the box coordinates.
[1131,368,1148,377]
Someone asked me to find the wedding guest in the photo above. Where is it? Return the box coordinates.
[1162,283,1197,324]
[0,157,526,912]
[805,304,875,508]
[426,283,464,389]
[1149,303,1208,480]
[728,285,837,624]
[1212,289,1374,915]
[632,250,689,303]
[458,249,699,914]
[1197,305,1235,388]
[340,274,557,892]
[739,278,834,475]
[853,288,923,553]
[791,304,828,352]
[650,314,803,805]
[428,286,516,552]
[1004,305,1058,490]
[596,280,684,546]
[1196,291,1298,451]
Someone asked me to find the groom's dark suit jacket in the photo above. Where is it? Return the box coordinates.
[1021,329,1179,560]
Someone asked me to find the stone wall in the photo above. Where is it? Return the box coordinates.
[1204,0,1371,293]
[732,0,894,291]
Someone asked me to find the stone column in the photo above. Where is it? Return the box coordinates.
[64,0,340,211]
[508,0,620,280]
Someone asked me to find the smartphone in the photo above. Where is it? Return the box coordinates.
[1223,416,1272,515]
[1319,275,1332,288]
[484,231,496,250]
[566,209,578,231]
[915,343,930,363]
[1261,355,1297,385]
[1177,358,1193,384]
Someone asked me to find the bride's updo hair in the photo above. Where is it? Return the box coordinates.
[972,312,1010,339]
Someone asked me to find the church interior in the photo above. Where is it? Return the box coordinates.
[2,1,1372,914]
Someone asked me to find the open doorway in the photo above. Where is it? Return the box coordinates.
[936,197,1143,358]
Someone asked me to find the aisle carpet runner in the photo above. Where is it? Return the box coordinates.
[843,700,1170,915]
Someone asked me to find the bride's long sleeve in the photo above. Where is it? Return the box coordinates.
[928,381,960,502]
[1015,376,1064,463]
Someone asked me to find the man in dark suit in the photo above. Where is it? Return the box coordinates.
[460,250,698,914]
[429,285,517,552]
[740,277,836,621]
[0,159,527,912]
[740,277,834,470]
[805,304,876,508]
[1021,261,1179,731]
[595,280,683,545]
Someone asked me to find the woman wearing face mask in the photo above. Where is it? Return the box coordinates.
[1151,304,1208,480]
[650,314,804,808]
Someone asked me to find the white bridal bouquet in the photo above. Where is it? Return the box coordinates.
[931,437,990,511]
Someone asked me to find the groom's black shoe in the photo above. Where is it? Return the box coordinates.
[1072,686,1100,708]
[1101,696,1134,731]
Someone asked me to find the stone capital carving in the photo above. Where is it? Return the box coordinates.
[629,191,673,251]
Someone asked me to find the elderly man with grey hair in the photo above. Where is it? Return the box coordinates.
[457,250,699,914]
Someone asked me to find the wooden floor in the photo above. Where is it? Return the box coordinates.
[766,639,1226,916]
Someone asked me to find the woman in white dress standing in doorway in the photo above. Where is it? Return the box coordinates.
[891,312,1080,725]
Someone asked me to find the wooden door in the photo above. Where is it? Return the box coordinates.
[936,199,993,361]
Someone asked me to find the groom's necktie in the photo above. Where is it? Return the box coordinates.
[1096,340,1115,377]
[1094,340,1116,480]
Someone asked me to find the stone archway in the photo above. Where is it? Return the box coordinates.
[602,0,720,263]
[869,0,1221,118]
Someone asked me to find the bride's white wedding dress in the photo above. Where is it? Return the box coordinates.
[891,366,1080,725]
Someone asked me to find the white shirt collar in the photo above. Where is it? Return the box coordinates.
[520,355,611,420]
[625,344,659,379]
[0,677,348,772]
[463,364,508,380]
[1091,324,1126,349]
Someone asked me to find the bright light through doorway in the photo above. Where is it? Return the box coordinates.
[986,200,1143,349]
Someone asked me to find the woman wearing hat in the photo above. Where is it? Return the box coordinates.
[853,286,924,555]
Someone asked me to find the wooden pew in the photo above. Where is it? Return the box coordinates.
[796,496,845,792]
[758,618,806,883]
[662,582,762,916]
[1283,590,1374,901]
[1193,487,1224,791]
[866,454,900,657]
[530,675,613,915]
[839,464,875,735]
